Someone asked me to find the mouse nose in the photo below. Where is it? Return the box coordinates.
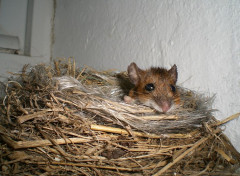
[161,101,171,113]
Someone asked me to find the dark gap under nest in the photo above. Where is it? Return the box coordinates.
[0,58,240,175]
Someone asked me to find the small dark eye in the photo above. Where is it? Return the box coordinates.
[145,83,155,92]
[170,85,176,92]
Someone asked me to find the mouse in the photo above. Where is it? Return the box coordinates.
[124,62,181,113]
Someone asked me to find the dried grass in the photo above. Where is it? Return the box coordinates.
[0,58,239,175]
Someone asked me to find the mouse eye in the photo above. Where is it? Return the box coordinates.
[145,83,155,92]
[170,85,176,92]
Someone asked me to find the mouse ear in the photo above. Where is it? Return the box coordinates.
[168,64,178,83]
[127,62,141,85]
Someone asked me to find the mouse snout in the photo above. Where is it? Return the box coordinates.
[160,101,171,113]
[154,97,172,113]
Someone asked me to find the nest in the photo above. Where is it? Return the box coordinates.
[0,58,240,175]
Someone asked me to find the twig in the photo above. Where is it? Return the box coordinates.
[211,113,240,127]
[1,135,92,149]
[76,66,87,80]
[28,161,139,172]
[215,147,237,164]
[218,133,240,161]
[189,162,211,176]
[153,136,210,176]
[91,124,159,138]
[91,124,193,138]
[73,58,76,77]
[54,60,61,76]
[17,108,64,124]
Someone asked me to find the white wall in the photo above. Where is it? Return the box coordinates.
[0,0,53,81]
[53,0,240,151]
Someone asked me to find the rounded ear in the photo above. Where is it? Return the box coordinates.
[127,62,141,85]
[168,64,178,83]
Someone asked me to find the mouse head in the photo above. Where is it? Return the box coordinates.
[127,62,180,113]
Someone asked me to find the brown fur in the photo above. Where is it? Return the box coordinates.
[125,62,180,113]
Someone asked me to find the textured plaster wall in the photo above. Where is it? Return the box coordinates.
[53,0,240,151]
